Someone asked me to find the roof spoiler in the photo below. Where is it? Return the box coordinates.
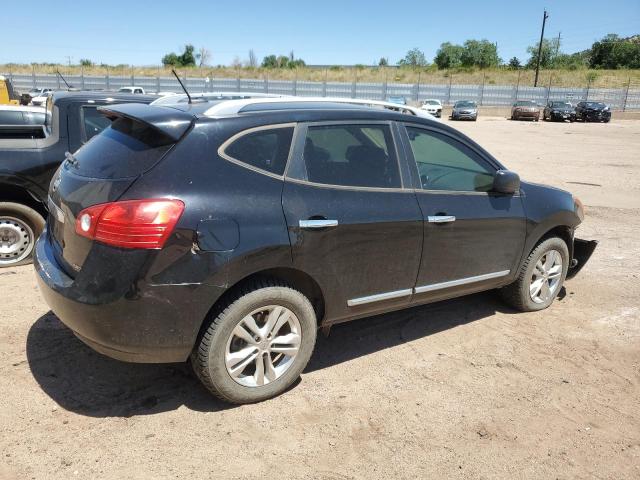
[97,103,194,141]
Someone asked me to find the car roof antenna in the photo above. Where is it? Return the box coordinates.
[56,69,71,89]
[172,69,192,103]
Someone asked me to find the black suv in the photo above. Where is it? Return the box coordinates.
[0,91,155,267]
[34,99,596,404]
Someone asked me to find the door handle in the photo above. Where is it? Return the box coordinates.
[427,215,456,224]
[299,219,339,229]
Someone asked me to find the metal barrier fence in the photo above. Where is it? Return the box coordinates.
[4,72,640,110]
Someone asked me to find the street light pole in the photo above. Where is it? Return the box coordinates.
[534,10,549,87]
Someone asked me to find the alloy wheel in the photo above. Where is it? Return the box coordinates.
[225,305,302,387]
[529,249,563,304]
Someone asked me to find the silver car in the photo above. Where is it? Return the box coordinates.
[451,100,478,121]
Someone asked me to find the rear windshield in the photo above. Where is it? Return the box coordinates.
[69,117,175,179]
[514,101,537,106]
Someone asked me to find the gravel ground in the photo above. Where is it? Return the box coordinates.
[1,117,639,480]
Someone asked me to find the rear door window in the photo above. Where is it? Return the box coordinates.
[221,125,294,176]
[292,123,401,189]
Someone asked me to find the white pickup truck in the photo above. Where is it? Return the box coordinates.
[117,86,147,94]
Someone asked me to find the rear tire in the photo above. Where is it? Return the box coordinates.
[0,202,45,268]
[191,279,317,404]
[499,237,569,312]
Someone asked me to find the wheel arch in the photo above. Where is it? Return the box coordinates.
[205,266,326,329]
[526,224,574,264]
[0,181,48,219]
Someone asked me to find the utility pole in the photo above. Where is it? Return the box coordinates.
[65,55,72,67]
[555,31,562,57]
[534,10,549,87]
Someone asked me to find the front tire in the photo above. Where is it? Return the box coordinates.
[191,279,317,404]
[0,202,45,268]
[499,237,569,312]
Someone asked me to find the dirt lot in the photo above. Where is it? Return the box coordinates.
[1,117,639,480]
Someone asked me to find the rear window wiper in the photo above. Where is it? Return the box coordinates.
[64,151,79,167]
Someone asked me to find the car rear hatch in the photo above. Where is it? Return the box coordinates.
[47,103,193,275]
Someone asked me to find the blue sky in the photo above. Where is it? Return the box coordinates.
[2,0,639,66]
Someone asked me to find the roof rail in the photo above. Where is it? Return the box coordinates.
[202,96,438,120]
[151,91,290,106]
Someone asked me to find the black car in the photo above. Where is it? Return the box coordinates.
[543,101,576,122]
[0,91,156,267]
[575,101,611,123]
[34,98,596,404]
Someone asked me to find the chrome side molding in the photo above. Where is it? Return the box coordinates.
[347,288,412,307]
[414,270,510,294]
[299,219,339,229]
[347,270,510,307]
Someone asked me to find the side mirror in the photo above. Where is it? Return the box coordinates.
[493,170,520,194]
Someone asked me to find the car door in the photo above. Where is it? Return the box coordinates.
[282,121,423,323]
[400,124,526,303]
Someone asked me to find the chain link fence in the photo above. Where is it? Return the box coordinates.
[4,71,639,110]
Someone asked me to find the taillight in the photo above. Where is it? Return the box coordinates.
[75,199,185,249]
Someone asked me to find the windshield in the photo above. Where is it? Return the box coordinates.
[455,101,476,108]
[585,102,606,108]
[515,101,537,106]
[423,100,440,105]
[551,102,572,108]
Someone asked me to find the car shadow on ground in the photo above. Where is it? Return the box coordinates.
[307,291,517,372]
[27,291,519,417]
[26,311,233,417]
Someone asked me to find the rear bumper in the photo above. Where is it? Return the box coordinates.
[33,229,223,363]
[567,238,598,279]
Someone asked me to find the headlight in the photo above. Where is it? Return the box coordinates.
[574,196,584,222]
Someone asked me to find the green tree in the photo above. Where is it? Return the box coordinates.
[261,53,306,69]
[261,54,278,68]
[79,58,93,67]
[378,57,389,66]
[161,44,197,67]
[398,48,428,67]
[508,57,521,69]
[526,39,555,69]
[162,52,180,66]
[179,44,197,67]
[460,40,500,68]
[590,34,640,69]
[434,42,464,69]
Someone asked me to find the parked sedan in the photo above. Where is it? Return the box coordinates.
[575,101,611,123]
[511,100,540,121]
[420,99,443,118]
[543,101,576,122]
[386,95,407,105]
[35,97,596,404]
[451,100,478,121]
